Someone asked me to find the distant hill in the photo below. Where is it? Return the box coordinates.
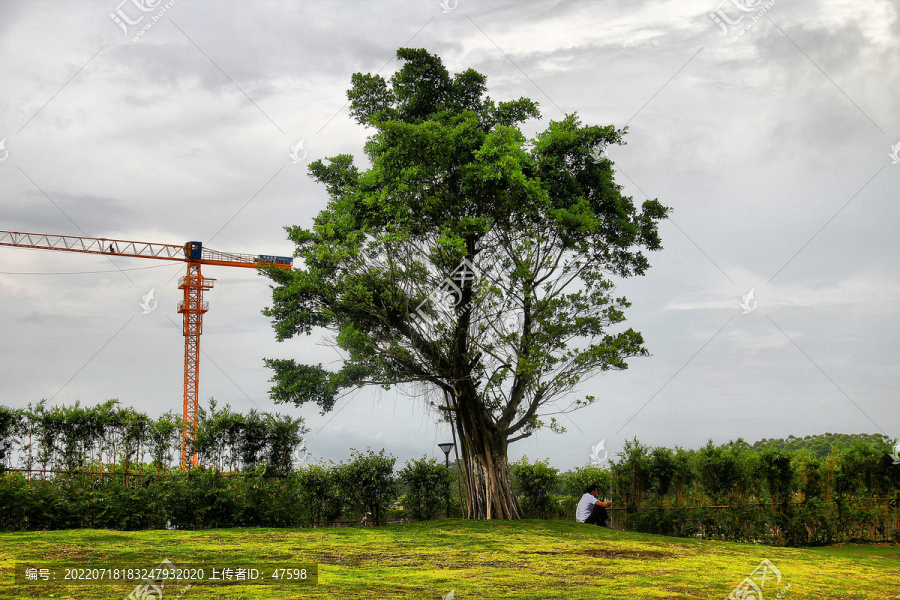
[749,432,894,458]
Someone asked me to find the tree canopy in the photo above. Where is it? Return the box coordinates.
[263,48,669,518]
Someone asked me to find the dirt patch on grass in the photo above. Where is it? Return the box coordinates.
[37,547,97,561]
[315,551,428,568]
[583,548,673,560]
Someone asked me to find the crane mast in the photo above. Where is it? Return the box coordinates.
[178,257,215,468]
[0,230,292,468]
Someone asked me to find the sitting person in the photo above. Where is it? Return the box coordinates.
[576,484,613,527]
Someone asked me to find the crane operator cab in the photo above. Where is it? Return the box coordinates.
[185,241,203,260]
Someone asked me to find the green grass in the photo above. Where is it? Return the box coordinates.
[1,521,899,599]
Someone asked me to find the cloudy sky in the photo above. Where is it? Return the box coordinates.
[0,0,898,471]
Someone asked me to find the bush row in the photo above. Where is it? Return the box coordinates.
[509,436,900,545]
[0,400,306,473]
[0,449,455,531]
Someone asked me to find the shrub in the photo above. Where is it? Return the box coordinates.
[335,449,398,524]
[0,472,29,529]
[399,455,452,520]
[510,457,559,519]
[562,465,613,500]
[298,463,344,525]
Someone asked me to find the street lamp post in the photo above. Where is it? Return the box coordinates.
[438,442,455,518]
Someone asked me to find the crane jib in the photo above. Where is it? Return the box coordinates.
[0,232,291,269]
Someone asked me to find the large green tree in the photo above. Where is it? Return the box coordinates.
[264,48,669,519]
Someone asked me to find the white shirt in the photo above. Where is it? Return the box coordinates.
[575,492,599,522]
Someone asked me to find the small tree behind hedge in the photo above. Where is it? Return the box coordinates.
[510,457,559,519]
[298,463,344,524]
[399,455,452,520]
[336,448,398,524]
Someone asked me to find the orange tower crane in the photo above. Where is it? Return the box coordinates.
[0,230,292,467]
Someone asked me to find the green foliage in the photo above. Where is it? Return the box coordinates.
[147,411,181,471]
[335,448,398,524]
[192,399,308,473]
[751,432,893,458]
[561,464,613,499]
[647,446,677,498]
[298,462,344,523]
[0,471,29,529]
[833,439,894,499]
[0,466,320,530]
[670,447,695,502]
[4,399,307,475]
[757,448,795,504]
[554,433,900,546]
[0,436,476,531]
[612,438,652,509]
[0,400,311,530]
[3,404,896,543]
[399,455,452,520]
[262,49,669,513]
[797,451,824,500]
[510,457,559,518]
[0,406,23,472]
[696,440,752,504]
[626,507,699,539]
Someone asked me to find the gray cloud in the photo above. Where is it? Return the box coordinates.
[0,0,897,470]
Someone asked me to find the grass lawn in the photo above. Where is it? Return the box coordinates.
[1,520,899,599]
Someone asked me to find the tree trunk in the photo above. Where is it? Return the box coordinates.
[451,391,522,520]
